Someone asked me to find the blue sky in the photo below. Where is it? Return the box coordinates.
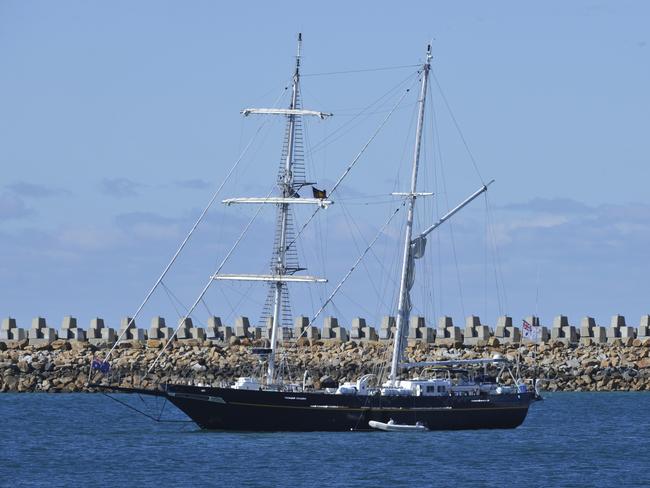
[1,1,649,332]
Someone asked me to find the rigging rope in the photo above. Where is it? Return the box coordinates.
[99,92,284,369]
[302,63,420,77]
[307,71,417,157]
[146,186,275,375]
[221,280,265,316]
[430,83,445,317]
[485,191,509,314]
[283,82,415,256]
[339,200,385,308]
[200,297,213,318]
[287,206,401,343]
[430,70,485,185]
[218,285,237,320]
[160,281,189,321]
[431,89,466,320]
[428,80,472,319]
[101,393,193,423]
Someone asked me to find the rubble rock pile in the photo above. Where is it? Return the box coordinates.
[1,338,649,393]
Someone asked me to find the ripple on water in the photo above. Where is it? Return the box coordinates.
[1,392,649,488]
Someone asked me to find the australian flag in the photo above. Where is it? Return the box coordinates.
[91,358,110,374]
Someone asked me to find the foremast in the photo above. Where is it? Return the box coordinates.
[269,34,302,382]
[216,33,331,384]
[389,46,432,385]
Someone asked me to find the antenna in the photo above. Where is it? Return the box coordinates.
[296,33,302,68]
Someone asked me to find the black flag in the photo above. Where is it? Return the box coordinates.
[312,186,327,199]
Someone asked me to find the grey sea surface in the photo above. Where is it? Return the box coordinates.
[1,392,649,487]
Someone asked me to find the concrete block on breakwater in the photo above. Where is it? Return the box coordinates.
[59,316,86,341]
[607,315,637,343]
[3,313,650,353]
[87,318,117,345]
[464,316,491,346]
[379,316,396,340]
[435,316,462,346]
[495,316,523,344]
[551,315,578,346]
[350,317,378,342]
[28,317,57,345]
[580,317,607,346]
[0,318,27,341]
[639,315,650,339]
[148,316,174,340]
[322,316,347,341]
[408,316,435,345]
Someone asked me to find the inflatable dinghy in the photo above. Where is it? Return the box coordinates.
[369,419,428,432]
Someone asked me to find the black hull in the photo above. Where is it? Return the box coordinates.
[161,384,533,431]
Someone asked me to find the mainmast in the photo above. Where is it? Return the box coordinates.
[389,45,432,385]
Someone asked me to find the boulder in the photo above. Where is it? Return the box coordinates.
[487,337,500,347]
[51,340,71,351]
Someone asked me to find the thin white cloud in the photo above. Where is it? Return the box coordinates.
[489,199,650,262]
[0,192,32,220]
[56,225,123,252]
[491,214,571,245]
[500,197,591,215]
[2,197,650,329]
[115,212,182,241]
[5,182,71,198]
[99,178,143,197]
[173,179,212,190]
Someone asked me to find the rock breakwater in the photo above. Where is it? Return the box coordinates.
[1,338,649,393]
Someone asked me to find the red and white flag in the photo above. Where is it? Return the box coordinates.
[522,319,539,341]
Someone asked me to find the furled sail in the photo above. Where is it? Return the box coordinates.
[400,235,427,352]
[404,236,427,311]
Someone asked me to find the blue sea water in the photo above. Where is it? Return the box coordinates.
[1,392,649,488]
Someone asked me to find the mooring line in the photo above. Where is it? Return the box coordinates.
[101,393,193,423]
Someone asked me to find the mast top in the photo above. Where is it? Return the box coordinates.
[296,33,302,70]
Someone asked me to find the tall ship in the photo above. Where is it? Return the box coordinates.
[93,35,540,431]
